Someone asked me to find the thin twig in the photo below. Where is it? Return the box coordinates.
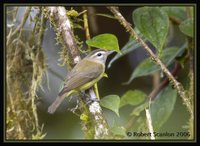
[87,7,98,34]
[145,109,155,140]
[83,7,91,50]
[152,72,160,89]
[82,7,100,99]
[8,7,32,42]
[108,6,192,116]
[37,11,46,48]
[124,116,138,130]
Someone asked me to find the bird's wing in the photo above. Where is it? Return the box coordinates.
[58,59,104,96]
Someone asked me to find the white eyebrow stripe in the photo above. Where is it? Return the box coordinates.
[90,51,106,58]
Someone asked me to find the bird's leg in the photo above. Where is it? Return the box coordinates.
[69,98,79,115]
[80,91,90,99]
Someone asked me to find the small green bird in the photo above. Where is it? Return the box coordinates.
[48,49,114,114]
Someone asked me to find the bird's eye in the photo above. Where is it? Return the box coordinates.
[97,53,102,56]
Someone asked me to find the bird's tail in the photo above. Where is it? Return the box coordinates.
[48,94,66,114]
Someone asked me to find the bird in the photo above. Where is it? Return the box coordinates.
[48,49,114,114]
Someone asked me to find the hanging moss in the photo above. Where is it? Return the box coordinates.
[6,7,46,140]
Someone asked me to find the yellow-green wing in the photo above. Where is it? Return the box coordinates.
[58,59,104,96]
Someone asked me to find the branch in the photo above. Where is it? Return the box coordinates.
[7,7,32,46]
[82,7,110,138]
[82,7,91,44]
[46,6,111,139]
[88,89,111,139]
[145,109,155,140]
[107,6,192,116]
[30,8,46,135]
[87,7,98,34]
[48,6,81,65]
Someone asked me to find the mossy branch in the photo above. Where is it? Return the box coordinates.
[6,7,46,139]
[7,7,32,46]
[30,8,46,134]
[45,6,111,139]
[47,6,81,65]
[108,6,193,117]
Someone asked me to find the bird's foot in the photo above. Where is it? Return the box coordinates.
[80,91,100,105]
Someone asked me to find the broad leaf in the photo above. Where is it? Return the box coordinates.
[161,7,187,23]
[124,45,186,84]
[150,85,177,130]
[110,126,126,137]
[108,28,147,68]
[120,90,146,108]
[132,7,169,52]
[130,102,149,116]
[100,95,120,117]
[86,34,120,53]
[179,18,194,38]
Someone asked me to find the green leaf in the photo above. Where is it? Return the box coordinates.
[150,85,177,130]
[66,9,79,17]
[110,126,127,137]
[130,102,149,116]
[161,7,187,23]
[124,45,186,84]
[132,7,169,52]
[86,34,120,53]
[80,113,89,122]
[120,90,146,108]
[108,39,140,68]
[179,18,194,38]
[100,95,120,117]
[108,28,147,68]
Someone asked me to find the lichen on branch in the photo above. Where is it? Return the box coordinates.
[44,6,111,139]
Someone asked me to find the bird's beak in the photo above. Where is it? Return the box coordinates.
[107,50,115,56]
